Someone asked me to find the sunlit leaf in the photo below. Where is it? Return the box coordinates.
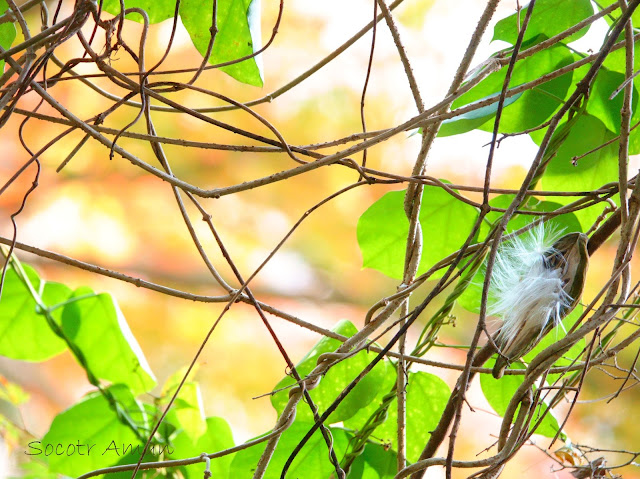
[480,359,565,440]
[61,287,157,393]
[587,68,638,134]
[180,0,263,86]
[40,385,151,477]
[229,422,349,478]
[271,320,394,424]
[523,305,586,386]
[439,45,575,136]
[374,372,449,463]
[169,416,235,479]
[479,309,584,440]
[493,0,593,46]
[479,195,582,240]
[101,0,263,85]
[0,265,71,361]
[539,114,618,230]
[438,92,522,137]
[100,0,177,23]
[348,442,397,479]
[165,382,206,443]
[602,44,640,152]
[161,366,206,442]
[344,372,450,463]
[11,461,59,479]
[357,186,478,280]
[0,0,16,73]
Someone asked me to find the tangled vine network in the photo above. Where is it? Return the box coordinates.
[1,0,640,478]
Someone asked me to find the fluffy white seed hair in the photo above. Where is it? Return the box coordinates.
[489,223,572,356]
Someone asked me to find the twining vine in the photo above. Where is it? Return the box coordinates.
[1,0,640,479]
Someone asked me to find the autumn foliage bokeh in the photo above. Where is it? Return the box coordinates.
[1,1,639,478]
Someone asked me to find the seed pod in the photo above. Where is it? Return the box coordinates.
[490,227,589,379]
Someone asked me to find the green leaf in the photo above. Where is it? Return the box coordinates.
[587,68,638,134]
[357,186,478,280]
[480,359,565,440]
[169,417,235,479]
[344,372,450,463]
[100,0,265,85]
[479,309,583,440]
[161,366,206,442]
[11,461,59,479]
[602,45,640,152]
[271,320,394,424]
[40,385,150,477]
[358,191,409,280]
[479,195,583,240]
[0,0,16,73]
[0,264,71,361]
[348,442,397,479]
[61,287,156,394]
[539,114,619,230]
[339,383,394,436]
[438,92,522,137]
[480,359,526,413]
[439,45,575,136]
[180,0,264,86]
[229,423,349,479]
[457,195,582,313]
[375,372,449,463]
[165,382,207,442]
[100,0,177,23]
[523,305,586,386]
[161,363,200,394]
[492,0,593,46]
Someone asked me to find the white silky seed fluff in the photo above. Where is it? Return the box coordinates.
[489,224,572,355]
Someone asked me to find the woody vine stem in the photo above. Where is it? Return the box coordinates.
[1,1,640,479]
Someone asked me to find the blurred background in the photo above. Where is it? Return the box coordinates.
[0,0,638,477]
